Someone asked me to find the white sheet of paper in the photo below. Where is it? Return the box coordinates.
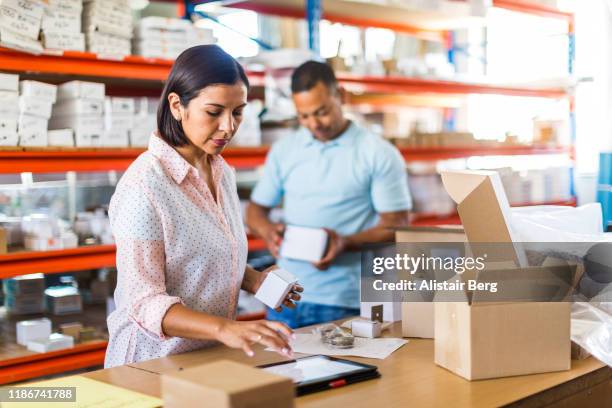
[270,333,408,360]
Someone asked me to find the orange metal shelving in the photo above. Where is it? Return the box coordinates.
[0,145,572,174]
[0,238,266,280]
[0,342,108,385]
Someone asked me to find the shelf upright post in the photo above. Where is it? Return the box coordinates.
[568,15,577,203]
[444,30,457,132]
[307,0,321,54]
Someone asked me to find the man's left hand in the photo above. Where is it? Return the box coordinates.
[313,228,347,270]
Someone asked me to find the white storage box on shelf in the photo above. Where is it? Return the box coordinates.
[58,81,105,101]
[19,81,57,102]
[16,318,52,346]
[48,129,74,147]
[27,333,74,353]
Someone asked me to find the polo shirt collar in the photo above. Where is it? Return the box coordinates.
[301,121,356,147]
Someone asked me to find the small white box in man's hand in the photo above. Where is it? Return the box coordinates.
[255,269,298,309]
[279,225,328,263]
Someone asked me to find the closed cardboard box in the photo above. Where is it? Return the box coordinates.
[0,227,6,254]
[162,360,294,408]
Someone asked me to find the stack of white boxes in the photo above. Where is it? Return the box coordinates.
[0,72,19,146]
[49,81,105,147]
[0,0,45,54]
[41,0,84,52]
[83,0,132,56]
[103,97,133,147]
[133,17,216,60]
[18,80,57,147]
[130,97,157,147]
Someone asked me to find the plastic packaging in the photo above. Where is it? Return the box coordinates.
[571,302,612,367]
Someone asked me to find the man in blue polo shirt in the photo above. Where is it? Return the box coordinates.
[246,61,412,328]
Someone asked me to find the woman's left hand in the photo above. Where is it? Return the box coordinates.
[256,266,303,312]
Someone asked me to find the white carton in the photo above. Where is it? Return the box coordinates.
[49,114,104,131]
[0,0,44,40]
[105,113,133,131]
[0,73,19,91]
[19,96,53,119]
[0,118,17,133]
[0,90,18,117]
[42,32,85,52]
[351,319,382,338]
[102,128,129,147]
[105,97,134,114]
[279,225,328,263]
[0,27,43,54]
[53,98,104,116]
[360,301,402,322]
[42,10,81,33]
[75,128,103,147]
[58,81,105,101]
[46,0,83,14]
[254,268,298,309]
[0,132,18,146]
[18,113,47,134]
[48,129,74,147]
[27,333,74,353]
[19,129,48,147]
[16,318,52,346]
[19,81,57,103]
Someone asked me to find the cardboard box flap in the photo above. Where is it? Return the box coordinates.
[441,170,527,267]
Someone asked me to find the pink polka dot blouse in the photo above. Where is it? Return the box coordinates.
[104,133,248,368]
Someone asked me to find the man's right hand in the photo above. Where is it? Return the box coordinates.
[262,223,285,258]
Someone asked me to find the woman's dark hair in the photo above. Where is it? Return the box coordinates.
[157,45,249,146]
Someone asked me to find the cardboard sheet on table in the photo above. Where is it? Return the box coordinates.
[2,376,161,408]
[268,333,407,360]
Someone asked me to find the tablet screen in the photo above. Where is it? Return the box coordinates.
[261,355,365,384]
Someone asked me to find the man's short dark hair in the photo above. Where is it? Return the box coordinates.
[157,44,249,147]
[291,60,338,94]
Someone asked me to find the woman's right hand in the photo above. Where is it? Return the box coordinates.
[216,319,294,358]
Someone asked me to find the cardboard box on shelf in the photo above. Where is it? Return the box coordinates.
[3,273,45,296]
[79,326,96,342]
[0,72,19,91]
[0,227,6,253]
[53,98,104,116]
[46,0,83,14]
[18,129,48,147]
[19,81,57,103]
[16,318,52,346]
[105,97,135,114]
[42,9,82,33]
[41,31,85,52]
[58,81,105,101]
[101,128,129,147]
[255,268,298,309]
[161,360,294,408]
[45,286,83,315]
[49,114,104,131]
[4,293,45,315]
[0,27,43,54]
[19,96,53,119]
[48,129,74,147]
[75,128,104,147]
[0,91,19,117]
[0,118,17,133]
[0,0,44,40]
[279,225,328,263]
[0,132,18,146]
[18,113,47,134]
[27,333,74,353]
[104,113,133,131]
[59,322,83,342]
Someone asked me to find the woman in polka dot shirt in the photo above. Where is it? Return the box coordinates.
[104,45,302,368]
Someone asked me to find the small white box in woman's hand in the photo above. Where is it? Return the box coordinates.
[255,269,298,309]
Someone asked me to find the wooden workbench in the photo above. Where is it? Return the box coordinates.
[83,322,611,407]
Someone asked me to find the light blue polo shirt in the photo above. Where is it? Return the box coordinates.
[251,122,412,308]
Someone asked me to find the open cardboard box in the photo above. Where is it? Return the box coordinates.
[434,262,575,380]
[433,170,576,380]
